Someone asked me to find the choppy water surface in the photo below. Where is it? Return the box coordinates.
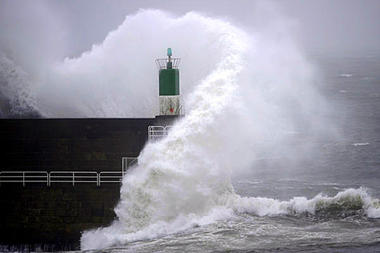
[1,9,379,253]
[79,55,380,253]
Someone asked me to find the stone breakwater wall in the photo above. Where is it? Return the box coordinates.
[0,118,155,171]
[0,184,120,250]
[0,118,161,251]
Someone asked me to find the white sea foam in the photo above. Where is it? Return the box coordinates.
[2,5,375,250]
[0,54,38,115]
[78,10,379,250]
[81,11,248,249]
[232,187,380,218]
[353,142,370,146]
[0,4,379,252]
[339,73,353,78]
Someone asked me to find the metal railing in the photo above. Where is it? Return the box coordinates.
[99,171,123,184]
[0,157,139,187]
[49,171,98,186]
[0,171,48,187]
[148,125,172,141]
[121,157,138,176]
[0,171,119,187]
[155,58,181,69]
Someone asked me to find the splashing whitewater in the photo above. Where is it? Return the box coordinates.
[79,11,380,250]
[1,6,378,250]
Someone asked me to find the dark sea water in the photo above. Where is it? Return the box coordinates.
[228,53,380,252]
[239,52,380,198]
[2,54,377,253]
[75,54,380,253]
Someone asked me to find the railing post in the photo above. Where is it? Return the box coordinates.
[1,170,129,187]
[122,158,125,178]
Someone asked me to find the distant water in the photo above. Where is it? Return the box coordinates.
[80,54,380,252]
[81,54,380,253]
[1,9,379,252]
[75,11,380,252]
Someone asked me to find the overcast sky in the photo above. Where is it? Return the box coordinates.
[1,0,380,61]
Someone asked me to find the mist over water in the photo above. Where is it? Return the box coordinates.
[1,10,228,118]
[0,5,379,251]
[28,10,372,250]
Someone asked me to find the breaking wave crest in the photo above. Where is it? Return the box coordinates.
[81,186,380,250]
[79,10,380,251]
[233,187,380,219]
[81,10,249,250]
[0,4,378,252]
[0,54,39,117]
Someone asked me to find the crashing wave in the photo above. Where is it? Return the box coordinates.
[233,187,380,219]
[79,10,379,251]
[0,55,40,117]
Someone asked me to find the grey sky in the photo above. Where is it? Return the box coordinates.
[1,0,380,62]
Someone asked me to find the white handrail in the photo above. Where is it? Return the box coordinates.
[155,58,181,69]
[0,171,124,187]
[99,171,123,184]
[121,157,138,176]
[49,171,98,186]
[148,125,172,141]
[0,157,140,187]
[0,171,48,187]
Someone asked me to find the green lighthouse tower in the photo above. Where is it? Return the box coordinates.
[155,48,181,116]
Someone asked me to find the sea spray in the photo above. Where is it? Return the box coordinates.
[1,7,377,250]
[0,54,38,117]
[232,187,380,218]
[79,11,380,250]
[80,12,250,250]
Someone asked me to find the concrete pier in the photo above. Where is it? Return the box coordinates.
[0,118,155,171]
[0,118,161,250]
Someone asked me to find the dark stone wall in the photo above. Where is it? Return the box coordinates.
[0,118,156,251]
[0,118,154,171]
[0,184,120,251]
